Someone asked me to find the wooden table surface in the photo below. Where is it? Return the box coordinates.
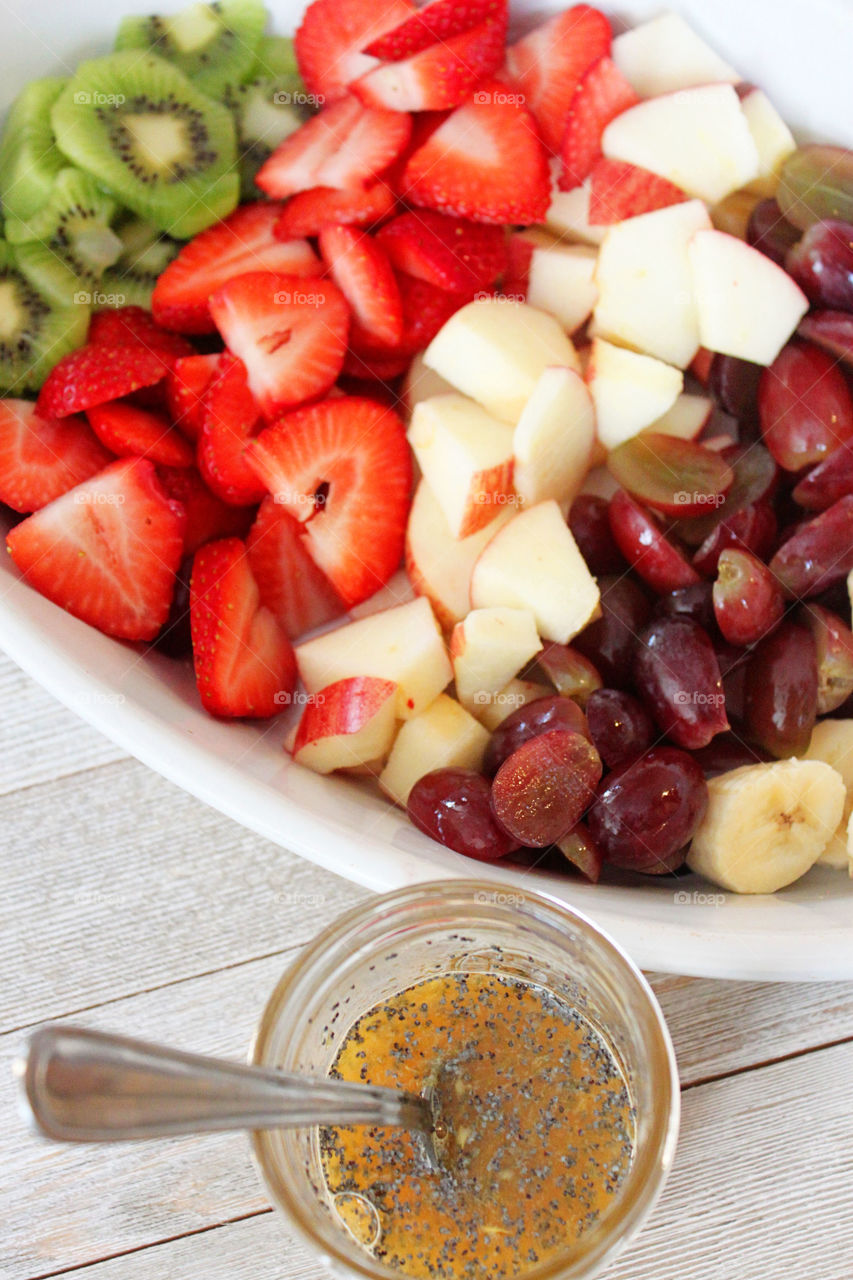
[2,647,853,1280]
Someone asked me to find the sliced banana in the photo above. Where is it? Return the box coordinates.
[687,758,845,894]
[803,720,853,869]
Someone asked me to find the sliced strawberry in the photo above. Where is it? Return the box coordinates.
[208,273,350,420]
[342,349,411,381]
[0,399,114,513]
[36,345,169,420]
[352,14,507,113]
[157,465,255,556]
[246,396,412,607]
[319,225,403,348]
[401,85,551,225]
[352,271,472,359]
[256,96,412,199]
[198,354,267,507]
[247,494,345,639]
[503,231,536,298]
[88,307,195,364]
[6,457,185,641]
[588,158,689,224]
[272,182,397,239]
[151,203,322,335]
[295,0,416,104]
[165,354,220,441]
[559,55,640,190]
[190,537,297,718]
[376,210,507,293]
[87,402,196,468]
[364,0,505,59]
[504,5,611,154]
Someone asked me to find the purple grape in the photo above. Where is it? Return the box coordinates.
[586,688,655,768]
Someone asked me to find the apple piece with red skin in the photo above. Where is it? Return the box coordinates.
[292,677,399,774]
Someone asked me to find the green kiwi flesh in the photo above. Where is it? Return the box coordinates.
[115,0,267,98]
[227,77,306,199]
[96,216,181,309]
[248,35,300,81]
[0,240,89,393]
[0,78,69,221]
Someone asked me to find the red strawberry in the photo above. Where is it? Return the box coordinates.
[319,224,403,348]
[256,96,412,199]
[6,457,185,640]
[272,182,397,239]
[0,399,113,513]
[157,465,255,556]
[364,0,506,59]
[190,537,297,718]
[342,349,411,381]
[246,396,412,606]
[559,56,640,190]
[504,5,611,153]
[88,307,195,364]
[87,402,196,468]
[208,274,350,419]
[165,354,220,441]
[588,158,689,224]
[295,0,416,104]
[352,271,472,359]
[198,354,267,507]
[401,85,551,225]
[503,231,537,299]
[352,14,507,113]
[376,210,507,293]
[151,203,322,335]
[247,495,345,639]
[36,344,170,420]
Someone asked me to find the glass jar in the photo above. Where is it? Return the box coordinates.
[250,880,679,1280]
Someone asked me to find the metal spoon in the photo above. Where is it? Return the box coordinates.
[16,1025,434,1143]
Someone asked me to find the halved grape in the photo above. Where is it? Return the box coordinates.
[709,353,763,422]
[653,582,715,630]
[573,575,652,688]
[770,495,853,597]
[568,494,627,575]
[606,433,734,517]
[608,491,701,593]
[759,341,853,471]
[555,823,603,883]
[802,603,853,714]
[691,501,778,577]
[490,730,603,848]
[483,694,589,776]
[674,443,778,546]
[786,219,853,311]
[586,688,655,768]
[747,198,802,266]
[713,548,785,647]
[690,733,772,778]
[634,616,728,749]
[744,622,818,756]
[798,310,853,369]
[407,769,519,861]
[777,145,853,231]
[533,643,602,706]
[792,440,853,510]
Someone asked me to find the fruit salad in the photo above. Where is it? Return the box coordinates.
[2,0,853,895]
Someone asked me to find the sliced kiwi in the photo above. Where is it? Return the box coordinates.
[96,215,181,309]
[0,78,69,221]
[51,52,239,239]
[248,35,300,82]
[115,0,267,98]
[226,77,306,198]
[0,240,89,393]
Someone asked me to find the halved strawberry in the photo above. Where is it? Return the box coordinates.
[157,465,255,556]
[246,396,412,606]
[364,0,505,59]
[342,349,412,381]
[6,458,185,641]
[256,96,412,199]
[295,0,416,104]
[352,271,472,359]
[88,307,195,364]
[247,495,345,639]
[198,354,267,507]
[151,203,322,335]
[588,158,689,224]
[36,345,170,420]
[401,85,551,225]
[376,210,507,293]
[208,274,350,420]
[559,55,640,190]
[190,537,297,718]
[319,224,403,348]
[352,14,507,112]
[87,402,196,468]
[165,354,221,441]
[503,5,611,154]
[503,231,536,299]
[0,399,114,513]
[272,182,397,239]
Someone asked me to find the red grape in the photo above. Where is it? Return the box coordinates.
[484,694,589,776]
[785,219,853,311]
[608,490,701,593]
[690,733,772,777]
[586,688,655,768]
[798,310,853,369]
[407,769,519,861]
[587,747,708,872]
[568,494,626,574]
[574,575,652,688]
[534,643,602,706]
[714,637,750,724]
[777,145,853,230]
[606,433,734,517]
[713,548,785,647]
[792,440,853,511]
[654,582,716,630]
[759,341,853,471]
[709,353,764,421]
[769,495,853,597]
[691,501,778,577]
[743,622,818,756]
[802,603,853,714]
[634,616,729,749]
[555,823,603,883]
[675,443,778,547]
[490,730,603,847]
[747,198,802,267]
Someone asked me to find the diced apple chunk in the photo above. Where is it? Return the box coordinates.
[587,338,684,450]
[643,393,713,441]
[292,676,398,774]
[451,607,542,713]
[379,694,489,807]
[474,677,553,730]
[512,366,595,507]
[602,85,759,205]
[545,176,607,247]
[470,500,600,645]
[408,393,516,539]
[519,234,599,334]
[740,88,797,197]
[612,12,739,97]
[402,350,454,418]
[688,229,809,365]
[424,298,580,425]
[296,597,451,721]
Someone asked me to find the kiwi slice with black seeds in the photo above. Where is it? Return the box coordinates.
[96,215,181,309]
[51,52,239,239]
[115,0,267,98]
[0,240,89,393]
[0,78,69,221]
[226,77,307,199]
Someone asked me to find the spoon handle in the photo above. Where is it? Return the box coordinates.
[17,1025,430,1141]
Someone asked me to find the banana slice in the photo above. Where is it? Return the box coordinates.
[687,758,845,893]
[803,720,853,869]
